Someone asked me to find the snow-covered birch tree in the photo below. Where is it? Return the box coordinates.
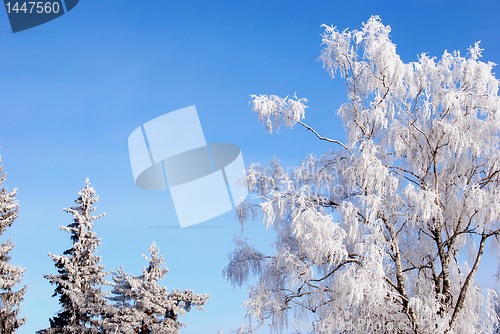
[106,242,209,334]
[0,158,26,333]
[39,178,108,333]
[225,16,500,334]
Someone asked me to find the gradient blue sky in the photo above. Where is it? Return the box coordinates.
[1,1,499,333]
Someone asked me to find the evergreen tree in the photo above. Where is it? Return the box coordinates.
[0,158,26,333]
[106,243,209,334]
[40,178,108,333]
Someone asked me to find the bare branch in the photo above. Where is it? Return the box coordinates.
[296,120,352,154]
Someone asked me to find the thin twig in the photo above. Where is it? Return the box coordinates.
[297,120,352,154]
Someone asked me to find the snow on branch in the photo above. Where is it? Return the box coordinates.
[251,94,307,133]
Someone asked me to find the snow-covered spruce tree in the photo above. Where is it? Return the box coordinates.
[106,242,209,334]
[39,179,108,333]
[224,16,500,334]
[0,158,26,333]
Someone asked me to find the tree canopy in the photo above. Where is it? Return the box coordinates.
[226,16,500,334]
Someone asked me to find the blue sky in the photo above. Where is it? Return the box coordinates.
[0,1,499,333]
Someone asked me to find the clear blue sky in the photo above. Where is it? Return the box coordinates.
[0,1,499,333]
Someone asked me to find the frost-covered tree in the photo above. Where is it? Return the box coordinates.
[106,242,209,333]
[225,16,500,333]
[40,179,108,333]
[0,158,26,333]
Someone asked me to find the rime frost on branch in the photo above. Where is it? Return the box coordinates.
[251,94,308,133]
